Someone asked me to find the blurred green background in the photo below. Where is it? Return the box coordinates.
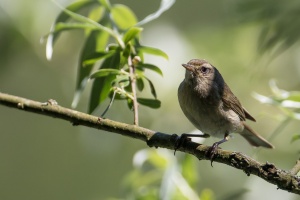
[1,0,300,199]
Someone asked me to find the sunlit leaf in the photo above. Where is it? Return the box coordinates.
[269,80,289,98]
[138,46,168,60]
[137,0,175,26]
[88,5,105,22]
[111,4,137,30]
[291,134,300,143]
[137,98,161,108]
[252,92,278,105]
[137,63,163,77]
[50,1,118,45]
[123,27,143,44]
[286,92,300,102]
[46,0,99,60]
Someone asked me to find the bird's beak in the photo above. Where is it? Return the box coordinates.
[182,63,194,72]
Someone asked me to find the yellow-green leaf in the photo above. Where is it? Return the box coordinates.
[111,4,137,30]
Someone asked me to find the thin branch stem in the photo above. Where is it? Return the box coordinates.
[291,160,300,176]
[128,55,139,125]
[0,92,300,195]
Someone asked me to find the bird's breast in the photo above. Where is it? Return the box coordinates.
[178,81,243,137]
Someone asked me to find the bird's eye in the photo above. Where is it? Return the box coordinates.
[199,66,210,74]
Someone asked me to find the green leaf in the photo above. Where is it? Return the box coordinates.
[82,51,115,66]
[110,4,137,30]
[137,63,163,77]
[286,92,300,102]
[54,22,98,32]
[89,51,121,113]
[138,46,168,60]
[181,154,198,188]
[137,0,176,26]
[88,5,105,22]
[127,98,133,109]
[146,78,157,99]
[137,98,161,109]
[90,69,126,79]
[291,134,300,143]
[112,75,130,88]
[46,0,99,60]
[72,29,110,108]
[136,78,145,91]
[123,27,143,44]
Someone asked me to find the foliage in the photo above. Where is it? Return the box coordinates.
[253,80,300,143]
[120,148,214,200]
[235,0,300,56]
[45,0,174,120]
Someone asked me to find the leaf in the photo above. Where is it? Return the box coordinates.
[110,4,137,30]
[137,0,176,26]
[127,98,133,109]
[82,51,115,66]
[54,22,98,32]
[88,5,105,22]
[181,154,198,187]
[46,0,99,60]
[138,46,168,60]
[137,63,163,77]
[90,69,126,79]
[72,29,110,108]
[145,78,157,99]
[286,92,300,102]
[123,27,143,44]
[89,51,121,113]
[291,134,300,143]
[136,78,145,91]
[112,75,130,88]
[137,98,161,109]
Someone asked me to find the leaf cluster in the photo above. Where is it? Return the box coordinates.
[46,0,173,114]
[253,80,300,143]
[235,0,300,56]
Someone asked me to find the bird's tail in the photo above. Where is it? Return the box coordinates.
[240,122,274,148]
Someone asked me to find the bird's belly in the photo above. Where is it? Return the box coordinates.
[178,84,243,138]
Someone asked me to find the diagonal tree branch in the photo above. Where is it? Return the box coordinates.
[0,92,299,195]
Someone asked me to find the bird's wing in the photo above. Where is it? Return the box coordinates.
[221,83,249,121]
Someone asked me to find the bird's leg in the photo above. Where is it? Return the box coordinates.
[206,132,230,167]
[174,133,210,155]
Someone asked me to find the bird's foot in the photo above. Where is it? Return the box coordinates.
[174,133,210,155]
[206,142,221,167]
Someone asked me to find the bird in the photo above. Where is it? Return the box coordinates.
[176,59,273,163]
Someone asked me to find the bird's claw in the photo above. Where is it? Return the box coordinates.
[206,142,220,167]
[174,134,191,155]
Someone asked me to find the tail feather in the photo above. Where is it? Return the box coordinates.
[240,122,274,149]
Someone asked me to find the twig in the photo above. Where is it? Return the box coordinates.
[0,92,300,195]
[128,55,139,125]
[291,160,300,176]
[101,90,116,117]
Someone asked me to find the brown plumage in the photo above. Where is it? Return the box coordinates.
[177,59,274,150]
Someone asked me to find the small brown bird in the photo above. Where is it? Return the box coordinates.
[176,59,273,161]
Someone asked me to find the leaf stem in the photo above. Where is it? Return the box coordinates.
[128,55,139,125]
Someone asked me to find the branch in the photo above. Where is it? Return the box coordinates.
[0,92,299,195]
[128,55,139,125]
